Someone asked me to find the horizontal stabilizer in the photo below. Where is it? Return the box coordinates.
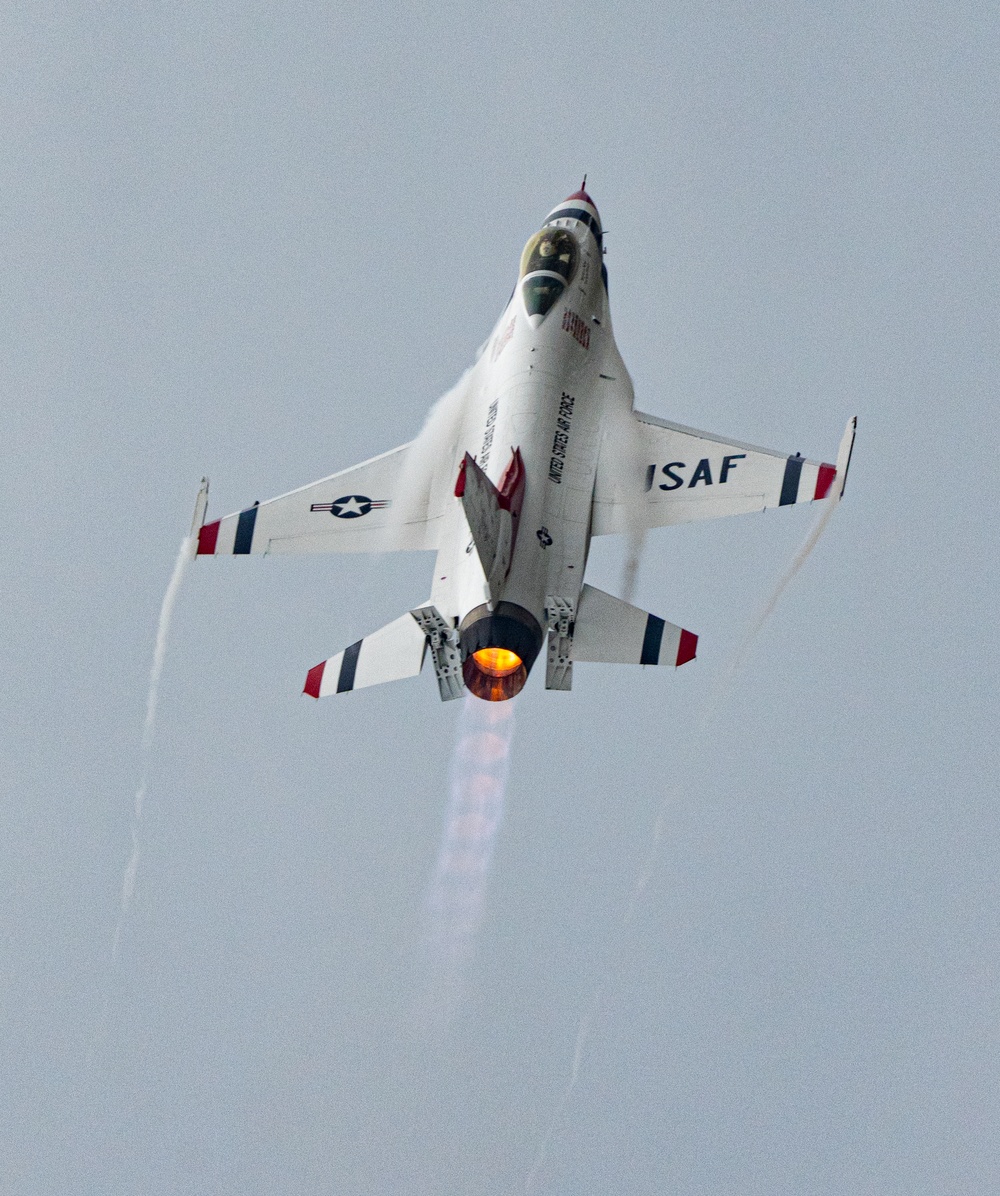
[304,612,427,698]
[571,585,697,667]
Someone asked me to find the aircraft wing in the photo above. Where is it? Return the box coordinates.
[591,412,855,535]
[197,442,444,556]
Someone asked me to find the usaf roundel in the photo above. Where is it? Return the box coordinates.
[310,495,390,519]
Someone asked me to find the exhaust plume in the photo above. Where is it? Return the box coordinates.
[419,694,516,1031]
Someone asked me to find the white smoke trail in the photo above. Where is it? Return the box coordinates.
[524,980,606,1194]
[525,490,843,1191]
[112,535,193,962]
[721,487,841,685]
[612,402,652,605]
[420,694,516,1031]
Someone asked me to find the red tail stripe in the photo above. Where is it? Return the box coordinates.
[303,661,325,699]
[454,456,468,497]
[197,520,220,555]
[676,629,698,666]
[497,446,525,512]
[815,463,837,500]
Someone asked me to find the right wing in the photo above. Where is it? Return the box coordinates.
[197,442,444,556]
[592,413,855,536]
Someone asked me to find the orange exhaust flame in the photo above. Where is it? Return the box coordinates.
[472,647,522,677]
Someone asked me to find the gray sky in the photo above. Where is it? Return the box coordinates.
[3,2,998,1193]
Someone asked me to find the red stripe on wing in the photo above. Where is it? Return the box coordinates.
[197,520,220,554]
[815,463,837,500]
[676,629,698,666]
[303,661,325,699]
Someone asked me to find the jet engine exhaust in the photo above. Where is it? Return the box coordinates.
[419,694,516,1030]
[460,602,542,702]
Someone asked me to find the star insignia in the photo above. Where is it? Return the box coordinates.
[332,495,370,518]
[310,495,390,519]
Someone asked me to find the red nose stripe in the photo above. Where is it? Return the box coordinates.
[303,661,325,699]
[676,629,698,666]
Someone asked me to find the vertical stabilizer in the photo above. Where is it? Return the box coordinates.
[458,450,525,602]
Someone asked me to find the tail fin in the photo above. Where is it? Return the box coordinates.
[571,584,697,667]
[457,449,525,601]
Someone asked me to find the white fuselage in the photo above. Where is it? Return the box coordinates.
[429,196,632,647]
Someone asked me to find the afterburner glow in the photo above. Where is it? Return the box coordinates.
[472,647,522,677]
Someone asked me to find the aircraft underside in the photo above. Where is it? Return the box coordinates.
[193,188,855,702]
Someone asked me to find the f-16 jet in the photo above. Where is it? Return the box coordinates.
[193,188,855,702]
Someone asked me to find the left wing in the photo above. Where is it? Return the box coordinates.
[592,413,855,536]
[197,442,444,556]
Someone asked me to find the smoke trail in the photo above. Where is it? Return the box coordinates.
[112,535,194,962]
[524,979,606,1195]
[612,403,652,604]
[419,695,516,1031]
[721,488,840,684]
[525,490,844,1191]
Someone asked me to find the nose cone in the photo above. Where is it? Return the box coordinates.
[563,187,597,211]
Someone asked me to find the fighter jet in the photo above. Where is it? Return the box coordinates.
[192,188,855,702]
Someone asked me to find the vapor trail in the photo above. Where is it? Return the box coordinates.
[614,403,653,605]
[721,488,840,685]
[389,370,472,550]
[525,490,843,1191]
[420,695,516,1032]
[112,535,194,962]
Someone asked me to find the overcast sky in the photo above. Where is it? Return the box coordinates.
[3,2,998,1193]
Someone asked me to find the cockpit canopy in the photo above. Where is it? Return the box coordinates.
[519,227,578,318]
[520,227,578,281]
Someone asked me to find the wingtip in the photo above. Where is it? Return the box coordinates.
[190,477,210,538]
[303,661,325,699]
[676,629,698,666]
[836,417,857,500]
[196,519,221,555]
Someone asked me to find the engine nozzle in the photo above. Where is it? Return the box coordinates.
[460,603,543,702]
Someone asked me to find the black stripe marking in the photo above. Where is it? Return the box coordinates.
[336,640,362,692]
[640,614,665,665]
[546,207,603,249]
[779,456,803,506]
[234,504,259,554]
